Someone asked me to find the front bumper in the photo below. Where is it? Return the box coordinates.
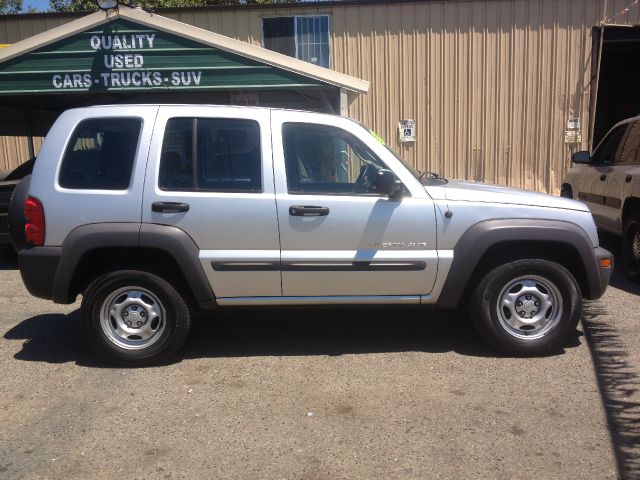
[589,246,614,300]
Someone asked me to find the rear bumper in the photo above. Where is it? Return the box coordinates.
[18,246,61,300]
[587,246,614,300]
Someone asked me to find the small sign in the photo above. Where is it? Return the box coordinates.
[399,119,416,142]
[567,118,580,130]
[230,90,259,107]
[564,130,582,144]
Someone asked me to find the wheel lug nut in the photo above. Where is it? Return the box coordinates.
[136,321,142,326]
[140,312,146,317]
[124,311,129,316]
[516,301,522,306]
[132,306,138,311]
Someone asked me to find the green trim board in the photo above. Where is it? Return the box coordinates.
[0,19,327,94]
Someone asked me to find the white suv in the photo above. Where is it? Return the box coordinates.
[562,116,640,281]
[10,105,612,365]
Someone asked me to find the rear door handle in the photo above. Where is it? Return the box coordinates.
[626,175,633,183]
[152,201,190,213]
[289,205,330,216]
[600,174,607,181]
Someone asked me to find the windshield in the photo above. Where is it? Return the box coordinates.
[365,128,446,185]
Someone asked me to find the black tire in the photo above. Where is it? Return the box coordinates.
[623,214,640,282]
[81,270,191,366]
[560,185,573,199]
[8,175,30,252]
[471,259,581,356]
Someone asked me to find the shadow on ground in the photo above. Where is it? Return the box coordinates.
[598,230,640,296]
[3,305,582,368]
[583,283,640,479]
[0,250,17,270]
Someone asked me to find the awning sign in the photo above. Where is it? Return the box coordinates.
[0,19,325,94]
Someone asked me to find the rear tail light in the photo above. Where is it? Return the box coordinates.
[24,196,45,246]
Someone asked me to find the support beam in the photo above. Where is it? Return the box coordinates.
[339,88,348,117]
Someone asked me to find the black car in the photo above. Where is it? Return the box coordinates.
[0,158,34,252]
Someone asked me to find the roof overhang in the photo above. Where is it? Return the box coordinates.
[0,5,369,95]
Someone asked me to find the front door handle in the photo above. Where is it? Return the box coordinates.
[152,201,190,213]
[600,174,607,181]
[289,205,330,216]
[626,175,633,183]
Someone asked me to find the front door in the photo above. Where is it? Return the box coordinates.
[580,123,628,227]
[271,111,438,299]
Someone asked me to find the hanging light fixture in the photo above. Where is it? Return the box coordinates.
[96,0,118,10]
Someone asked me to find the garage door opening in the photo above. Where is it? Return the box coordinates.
[591,25,640,148]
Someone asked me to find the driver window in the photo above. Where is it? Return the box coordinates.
[618,121,640,165]
[592,125,627,165]
[282,122,390,195]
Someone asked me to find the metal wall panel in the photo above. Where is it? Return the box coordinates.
[0,135,42,172]
[2,1,640,192]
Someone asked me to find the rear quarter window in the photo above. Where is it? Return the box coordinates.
[58,117,142,190]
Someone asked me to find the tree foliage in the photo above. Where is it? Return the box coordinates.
[1,0,37,14]
[50,0,294,13]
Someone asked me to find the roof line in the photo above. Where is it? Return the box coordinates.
[0,5,369,94]
[0,0,446,18]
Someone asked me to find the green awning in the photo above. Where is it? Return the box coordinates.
[0,18,328,95]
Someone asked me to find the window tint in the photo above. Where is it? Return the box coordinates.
[618,121,640,165]
[159,118,262,192]
[592,125,627,165]
[283,123,391,195]
[58,117,141,190]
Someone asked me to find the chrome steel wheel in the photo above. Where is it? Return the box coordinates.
[99,286,166,350]
[496,275,564,340]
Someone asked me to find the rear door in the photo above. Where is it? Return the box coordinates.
[271,110,438,300]
[142,106,281,299]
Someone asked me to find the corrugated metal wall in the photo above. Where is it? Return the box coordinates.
[1,0,640,192]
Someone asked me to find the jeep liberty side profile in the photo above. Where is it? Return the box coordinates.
[10,105,613,365]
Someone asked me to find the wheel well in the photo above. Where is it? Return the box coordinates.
[560,184,573,197]
[622,196,640,223]
[466,240,589,297]
[70,247,196,304]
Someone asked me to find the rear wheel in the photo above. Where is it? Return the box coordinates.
[82,270,191,366]
[471,259,581,355]
[623,214,640,282]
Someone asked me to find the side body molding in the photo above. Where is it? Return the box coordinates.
[435,219,607,308]
[51,223,215,307]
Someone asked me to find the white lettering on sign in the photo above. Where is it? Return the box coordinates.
[90,33,155,50]
[52,31,203,90]
[103,53,144,69]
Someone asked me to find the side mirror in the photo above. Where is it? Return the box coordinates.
[375,169,403,198]
[572,151,591,164]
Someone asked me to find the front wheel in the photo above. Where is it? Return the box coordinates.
[471,259,581,355]
[82,270,191,366]
[623,215,640,282]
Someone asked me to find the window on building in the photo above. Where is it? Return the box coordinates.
[159,118,262,192]
[58,117,141,190]
[263,16,330,68]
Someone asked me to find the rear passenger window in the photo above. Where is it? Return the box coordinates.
[159,118,262,192]
[58,118,141,190]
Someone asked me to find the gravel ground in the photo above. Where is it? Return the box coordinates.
[0,241,637,480]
